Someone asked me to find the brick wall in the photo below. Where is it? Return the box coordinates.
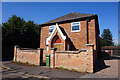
[50,44,94,73]
[14,45,43,65]
[40,17,99,62]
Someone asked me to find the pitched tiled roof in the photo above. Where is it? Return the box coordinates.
[40,12,96,26]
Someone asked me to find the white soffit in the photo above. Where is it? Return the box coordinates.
[46,23,66,45]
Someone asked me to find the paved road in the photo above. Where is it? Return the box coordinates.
[2,59,119,79]
[2,61,85,79]
[2,65,45,80]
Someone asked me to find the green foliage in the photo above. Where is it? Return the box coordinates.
[117,44,120,47]
[57,67,64,69]
[71,69,78,72]
[18,60,20,63]
[100,29,114,48]
[2,15,40,48]
[26,62,29,64]
[2,15,40,58]
[84,69,88,73]
[101,29,113,42]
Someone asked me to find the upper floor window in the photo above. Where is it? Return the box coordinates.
[49,25,55,34]
[71,22,80,32]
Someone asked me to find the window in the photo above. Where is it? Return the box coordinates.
[67,44,69,51]
[49,25,55,33]
[71,22,80,32]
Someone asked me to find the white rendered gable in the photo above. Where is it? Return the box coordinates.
[46,23,66,45]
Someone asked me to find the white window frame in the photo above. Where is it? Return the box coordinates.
[49,25,55,34]
[71,22,80,32]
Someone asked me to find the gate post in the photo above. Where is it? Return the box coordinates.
[14,45,19,61]
[86,44,94,73]
[37,48,44,66]
[50,48,57,68]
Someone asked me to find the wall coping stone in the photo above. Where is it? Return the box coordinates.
[19,48,36,50]
[50,48,57,51]
[86,44,94,47]
[37,48,44,50]
[15,45,19,48]
[55,48,86,54]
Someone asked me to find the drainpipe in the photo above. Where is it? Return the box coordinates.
[86,17,89,44]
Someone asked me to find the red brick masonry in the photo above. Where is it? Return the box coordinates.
[40,18,99,62]
[50,44,94,73]
[14,45,43,65]
[14,44,95,73]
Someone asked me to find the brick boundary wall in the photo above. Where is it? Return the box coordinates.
[50,44,95,73]
[14,45,43,66]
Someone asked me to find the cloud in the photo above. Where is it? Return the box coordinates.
[113,39,118,45]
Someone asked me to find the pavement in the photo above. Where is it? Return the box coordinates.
[1,58,119,79]
[81,59,118,78]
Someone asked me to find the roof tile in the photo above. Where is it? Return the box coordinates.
[40,12,95,26]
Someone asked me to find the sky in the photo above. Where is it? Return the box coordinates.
[2,2,118,45]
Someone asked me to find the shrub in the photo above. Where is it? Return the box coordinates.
[26,62,29,64]
[84,69,88,73]
[71,69,78,72]
[57,66,63,69]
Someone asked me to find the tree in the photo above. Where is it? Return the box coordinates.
[118,44,120,47]
[100,29,114,48]
[2,15,40,58]
[2,15,26,47]
[2,15,40,47]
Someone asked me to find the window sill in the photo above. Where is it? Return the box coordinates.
[71,30,80,33]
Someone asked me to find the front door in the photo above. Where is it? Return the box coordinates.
[53,36,62,51]
[54,44,61,51]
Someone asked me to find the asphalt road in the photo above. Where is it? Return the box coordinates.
[2,61,86,79]
[2,66,44,80]
[1,59,120,80]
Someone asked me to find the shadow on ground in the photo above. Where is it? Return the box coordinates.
[2,57,13,61]
[94,51,120,73]
[94,57,110,73]
[41,62,46,66]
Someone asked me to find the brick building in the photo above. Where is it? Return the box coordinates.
[40,12,100,62]
[14,12,100,73]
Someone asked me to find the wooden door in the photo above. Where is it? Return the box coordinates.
[54,44,61,51]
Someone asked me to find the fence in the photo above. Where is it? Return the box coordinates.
[102,46,120,59]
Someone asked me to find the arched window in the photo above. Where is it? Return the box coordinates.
[51,35,62,51]
[54,37,61,44]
